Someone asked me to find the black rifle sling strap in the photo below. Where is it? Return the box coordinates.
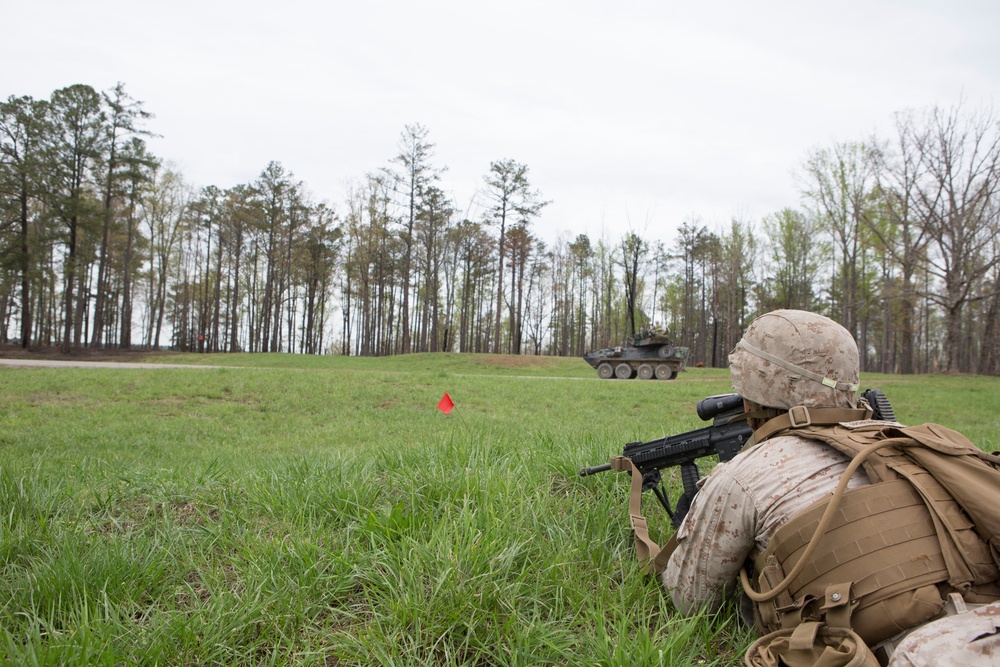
[610,455,678,575]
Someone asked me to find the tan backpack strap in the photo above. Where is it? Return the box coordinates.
[740,438,903,602]
[753,407,870,443]
[610,455,675,575]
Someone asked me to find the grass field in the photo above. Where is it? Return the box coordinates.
[2,353,998,666]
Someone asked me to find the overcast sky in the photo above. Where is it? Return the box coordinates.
[7,0,1000,244]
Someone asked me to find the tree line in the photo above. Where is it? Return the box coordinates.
[2,83,999,374]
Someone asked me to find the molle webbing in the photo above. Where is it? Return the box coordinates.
[798,423,1000,591]
[755,480,949,642]
[880,459,998,589]
[751,421,1000,647]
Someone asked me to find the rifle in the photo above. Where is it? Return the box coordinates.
[580,393,752,529]
[579,389,894,530]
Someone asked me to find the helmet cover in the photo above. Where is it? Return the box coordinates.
[729,310,859,409]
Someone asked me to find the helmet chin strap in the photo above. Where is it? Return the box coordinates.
[737,404,783,434]
[744,406,781,429]
[744,407,782,419]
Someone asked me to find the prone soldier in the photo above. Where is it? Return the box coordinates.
[664,309,1000,666]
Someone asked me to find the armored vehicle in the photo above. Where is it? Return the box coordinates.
[583,332,689,380]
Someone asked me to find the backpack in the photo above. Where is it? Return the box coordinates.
[741,414,1000,664]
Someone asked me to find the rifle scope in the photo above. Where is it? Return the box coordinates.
[695,393,745,422]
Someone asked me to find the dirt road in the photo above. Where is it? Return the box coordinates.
[0,358,222,370]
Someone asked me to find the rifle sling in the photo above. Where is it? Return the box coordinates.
[610,455,678,575]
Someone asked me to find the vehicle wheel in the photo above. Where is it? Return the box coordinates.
[657,345,675,359]
[597,363,614,380]
[637,364,654,380]
[669,370,679,380]
[615,363,634,379]
[655,364,672,380]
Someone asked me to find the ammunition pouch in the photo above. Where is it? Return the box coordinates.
[745,622,879,667]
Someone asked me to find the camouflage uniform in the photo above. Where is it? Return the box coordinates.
[665,310,999,665]
[889,602,1000,665]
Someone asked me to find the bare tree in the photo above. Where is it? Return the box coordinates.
[142,166,190,348]
[978,238,1000,375]
[451,219,494,352]
[909,103,1000,372]
[298,203,341,354]
[505,223,534,354]
[522,237,550,355]
[801,141,880,339]
[118,138,158,348]
[568,234,593,355]
[869,111,932,373]
[675,221,710,352]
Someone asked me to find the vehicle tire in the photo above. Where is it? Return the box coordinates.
[657,345,675,359]
[597,363,614,380]
[615,363,634,379]
[655,364,672,380]
[637,364,654,380]
[669,370,679,380]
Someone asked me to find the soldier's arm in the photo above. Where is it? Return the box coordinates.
[661,466,757,615]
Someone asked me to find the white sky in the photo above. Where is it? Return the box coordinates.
[6,0,1000,245]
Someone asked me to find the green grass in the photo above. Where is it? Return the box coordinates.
[1,354,998,666]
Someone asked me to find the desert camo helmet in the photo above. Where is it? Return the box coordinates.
[729,309,860,410]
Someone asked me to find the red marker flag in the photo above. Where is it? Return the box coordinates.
[437,392,455,415]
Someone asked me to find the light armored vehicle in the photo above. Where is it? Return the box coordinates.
[583,332,689,380]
